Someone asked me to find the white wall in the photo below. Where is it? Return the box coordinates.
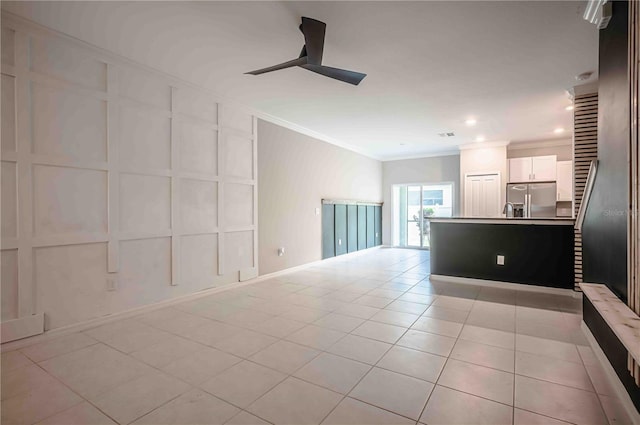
[258,120,382,275]
[381,155,460,245]
[1,16,257,334]
[459,144,508,214]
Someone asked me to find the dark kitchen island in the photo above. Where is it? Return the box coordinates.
[429,218,575,290]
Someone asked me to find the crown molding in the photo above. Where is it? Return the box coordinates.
[458,140,510,150]
[382,150,460,162]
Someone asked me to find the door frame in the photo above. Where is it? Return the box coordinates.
[463,171,502,217]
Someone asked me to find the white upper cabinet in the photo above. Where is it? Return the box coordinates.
[508,157,532,183]
[556,160,573,201]
[508,155,557,182]
[531,155,557,181]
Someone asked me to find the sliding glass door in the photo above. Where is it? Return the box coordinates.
[406,186,423,247]
[393,183,453,248]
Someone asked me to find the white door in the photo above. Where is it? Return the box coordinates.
[466,176,483,217]
[508,157,532,183]
[531,155,557,181]
[464,173,501,217]
[483,174,501,216]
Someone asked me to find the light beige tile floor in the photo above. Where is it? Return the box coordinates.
[0,248,634,424]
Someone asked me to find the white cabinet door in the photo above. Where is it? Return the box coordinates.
[531,155,557,181]
[482,174,501,217]
[556,160,573,201]
[465,175,483,217]
[509,158,532,183]
[464,173,501,217]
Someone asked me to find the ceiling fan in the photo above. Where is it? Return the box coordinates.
[246,17,367,86]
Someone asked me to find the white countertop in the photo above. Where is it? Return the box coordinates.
[429,217,575,226]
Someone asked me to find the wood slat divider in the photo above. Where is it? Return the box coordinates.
[573,92,598,290]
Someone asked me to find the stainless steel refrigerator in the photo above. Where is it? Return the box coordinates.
[506,182,557,218]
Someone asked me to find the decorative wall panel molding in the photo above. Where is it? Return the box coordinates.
[0,14,258,337]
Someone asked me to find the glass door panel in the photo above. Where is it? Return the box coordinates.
[394,183,454,249]
[406,185,422,247]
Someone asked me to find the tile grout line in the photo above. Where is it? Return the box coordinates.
[4,254,424,424]
[576,342,614,425]
[245,259,431,424]
[7,251,594,425]
[33,322,270,424]
[27,360,122,425]
[314,289,429,425]
[415,284,484,424]
[264,262,576,420]
[513,319,517,425]
[181,272,406,423]
[246,268,427,424]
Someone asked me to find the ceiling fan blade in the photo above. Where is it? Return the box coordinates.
[300,17,326,65]
[245,56,307,75]
[301,64,366,86]
[247,16,366,86]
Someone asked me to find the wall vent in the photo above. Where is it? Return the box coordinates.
[438,132,455,137]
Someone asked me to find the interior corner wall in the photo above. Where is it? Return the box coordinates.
[257,120,382,275]
[582,0,629,301]
[1,15,258,333]
[381,155,460,245]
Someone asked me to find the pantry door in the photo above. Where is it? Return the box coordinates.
[464,173,501,217]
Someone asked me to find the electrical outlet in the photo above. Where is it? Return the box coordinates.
[497,255,505,266]
[106,276,118,291]
[278,247,285,256]
[315,208,320,216]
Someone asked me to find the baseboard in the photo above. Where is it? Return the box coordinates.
[430,274,579,297]
[1,279,264,352]
[1,246,384,352]
[1,313,45,343]
[581,322,640,423]
[239,267,258,281]
[257,245,384,280]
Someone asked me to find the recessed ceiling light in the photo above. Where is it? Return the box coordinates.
[465,118,477,126]
[475,135,486,142]
[565,105,574,111]
[554,128,565,134]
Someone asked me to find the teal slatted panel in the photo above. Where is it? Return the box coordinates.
[347,204,358,253]
[366,205,375,248]
[357,205,367,250]
[374,206,382,246]
[334,204,347,256]
[322,204,335,259]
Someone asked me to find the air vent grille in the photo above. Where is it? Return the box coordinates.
[438,132,455,138]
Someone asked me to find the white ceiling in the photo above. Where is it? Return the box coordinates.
[2,1,598,160]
